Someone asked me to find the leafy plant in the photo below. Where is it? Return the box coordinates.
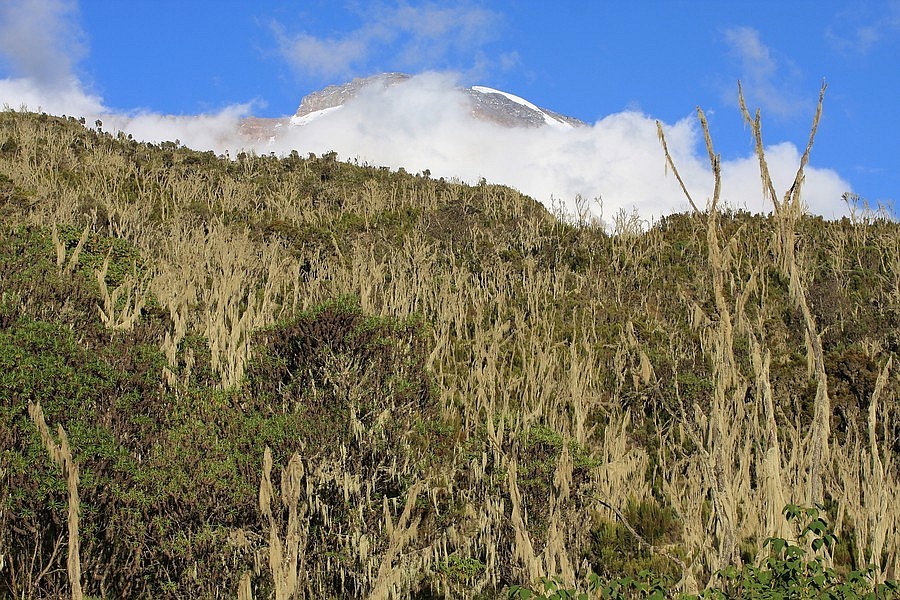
[696,504,898,600]
[509,505,899,599]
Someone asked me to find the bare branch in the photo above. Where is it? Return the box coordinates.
[697,108,721,213]
[784,80,827,211]
[656,120,702,215]
[738,82,780,214]
[585,493,689,575]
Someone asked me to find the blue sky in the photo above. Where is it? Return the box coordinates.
[1,0,898,220]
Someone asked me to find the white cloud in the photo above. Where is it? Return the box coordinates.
[104,105,253,150]
[247,74,852,226]
[275,2,500,80]
[273,27,371,80]
[719,143,852,218]
[0,66,852,226]
[0,0,101,116]
[0,0,851,228]
[0,0,253,155]
[722,26,803,118]
[0,76,252,159]
[0,76,103,116]
[0,0,86,89]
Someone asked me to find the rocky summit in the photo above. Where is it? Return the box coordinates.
[240,72,585,144]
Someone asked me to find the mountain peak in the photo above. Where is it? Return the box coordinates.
[290,72,585,130]
[292,72,412,124]
[240,72,585,145]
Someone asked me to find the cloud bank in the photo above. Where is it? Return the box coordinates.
[256,73,851,224]
[0,0,86,89]
[0,70,853,225]
[0,2,852,226]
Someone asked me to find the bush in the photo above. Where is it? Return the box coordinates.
[508,505,898,599]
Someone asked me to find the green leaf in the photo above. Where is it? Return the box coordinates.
[807,517,827,535]
[767,537,787,555]
[508,586,534,600]
[783,503,802,522]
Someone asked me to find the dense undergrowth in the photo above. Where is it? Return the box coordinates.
[0,109,898,598]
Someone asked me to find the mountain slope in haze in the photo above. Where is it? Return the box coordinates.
[240,72,585,142]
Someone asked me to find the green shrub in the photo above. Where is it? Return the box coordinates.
[509,505,898,599]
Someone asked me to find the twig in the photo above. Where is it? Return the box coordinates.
[584,493,689,575]
[738,82,780,214]
[27,402,83,600]
[784,80,826,211]
[656,121,702,215]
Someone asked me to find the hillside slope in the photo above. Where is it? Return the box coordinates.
[0,111,898,599]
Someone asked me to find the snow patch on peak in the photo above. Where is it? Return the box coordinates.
[472,85,573,130]
[472,85,541,112]
[289,104,343,126]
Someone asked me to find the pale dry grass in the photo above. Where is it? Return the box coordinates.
[653,84,900,586]
[27,402,83,600]
[2,108,898,596]
[259,447,308,600]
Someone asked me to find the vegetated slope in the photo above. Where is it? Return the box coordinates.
[0,111,898,599]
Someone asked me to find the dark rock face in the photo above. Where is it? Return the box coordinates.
[466,87,584,129]
[468,87,548,127]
